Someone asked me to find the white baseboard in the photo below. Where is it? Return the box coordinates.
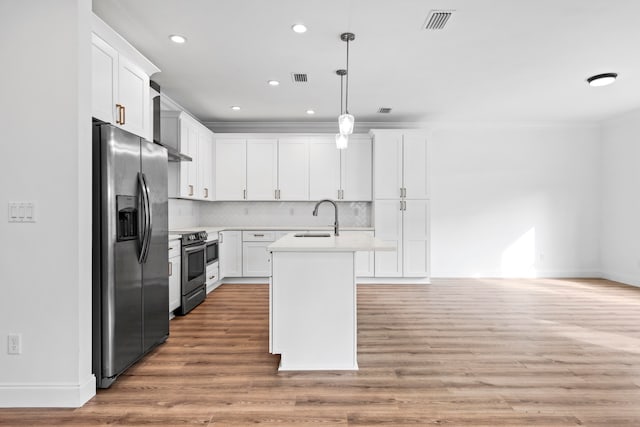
[430,270,600,279]
[356,277,431,284]
[220,277,269,284]
[0,375,95,408]
[600,271,640,288]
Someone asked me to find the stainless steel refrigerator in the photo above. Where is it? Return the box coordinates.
[92,122,169,388]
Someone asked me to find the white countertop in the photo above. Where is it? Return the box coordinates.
[170,225,373,237]
[268,232,394,253]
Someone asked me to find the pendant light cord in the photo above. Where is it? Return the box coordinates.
[340,74,344,115]
[345,39,350,114]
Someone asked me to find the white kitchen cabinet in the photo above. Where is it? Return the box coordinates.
[341,137,372,201]
[246,139,278,200]
[341,231,375,277]
[168,241,181,313]
[402,133,430,199]
[242,231,275,277]
[374,200,404,277]
[243,242,272,276]
[206,261,220,293]
[373,130,429,200]
[198,128,214,200]
[91,15,158,141]
[215,139,247,200]
[309,138,342,200]
[219,231,243,277]
[91,34,118,125]
[403,200,430,277]
[277,138,309,200]
[163,111,214,200]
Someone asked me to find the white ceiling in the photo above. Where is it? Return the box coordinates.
[93,0,640,124]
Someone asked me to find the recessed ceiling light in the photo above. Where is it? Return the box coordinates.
[268,80,280,86]
[292,24,307,33]
[587,73,618,87]
[306,109,315,115]
[231,106,241,111]
[169,34,187,44]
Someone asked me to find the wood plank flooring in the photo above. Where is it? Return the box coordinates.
[2,278,640,426]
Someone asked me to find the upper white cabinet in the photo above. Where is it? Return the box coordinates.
[215,139,247,200]
[278,138,309,200]
[309,135,372,201]
[246,139,278,200]
[162,111,214,200]
[341,137,372,201]
[373,131,429,200]
[91,15,158,140]
[215,134,372,202]
[309,138,342,200]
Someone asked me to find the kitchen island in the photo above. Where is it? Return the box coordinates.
[268,232,394,371]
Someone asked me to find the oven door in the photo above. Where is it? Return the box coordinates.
[206,241,219,265]
[182,243,206,295]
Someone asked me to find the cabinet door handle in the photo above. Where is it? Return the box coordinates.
[169,261,172,276]
[403,201,407,211]
[275,189,278,199]
[188,185,194,196]
[121,105,126,125]
[219,233,224,243]
[400,200,403,211]
[209,275,216,280]
[115,104,123,124]
[254,234,264,237]
[204,188,209,198]
[243,189,247,200]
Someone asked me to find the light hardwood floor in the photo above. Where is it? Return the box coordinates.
[2,279,640,426]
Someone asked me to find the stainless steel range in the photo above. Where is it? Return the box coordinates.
[172,230,208,315]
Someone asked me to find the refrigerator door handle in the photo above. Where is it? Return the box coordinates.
[137,172,149,264]
[141,173,153,263]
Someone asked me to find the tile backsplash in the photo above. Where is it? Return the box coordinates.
[168,199,201,229]
[170,200,371,229]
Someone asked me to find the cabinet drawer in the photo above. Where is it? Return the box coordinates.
[168,240,181,259]
[206,262,219,284]
[242,231,276,242]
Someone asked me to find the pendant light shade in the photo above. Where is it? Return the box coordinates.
[335,133,348,150]
[338,113,354,135]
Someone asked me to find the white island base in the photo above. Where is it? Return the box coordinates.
[270,251,358,370]
[268,232,394,371]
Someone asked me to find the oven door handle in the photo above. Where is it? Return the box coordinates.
[137,172,149,264]
[141,173,153,263]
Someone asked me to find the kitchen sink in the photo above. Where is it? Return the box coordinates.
[294,233,332,238]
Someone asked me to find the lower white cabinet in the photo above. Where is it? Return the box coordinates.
[168,240,181,313]
[242,231,275,277]
[206,261,220,293]
[341,230,375,277]
[374,199,429,278]
[219,231,242,277]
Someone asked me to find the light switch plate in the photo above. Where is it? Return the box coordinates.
[8,202,36,223]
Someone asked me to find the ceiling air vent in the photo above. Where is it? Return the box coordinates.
[424,10,454,30]
[377,107,392,114]
[291,73,308,83]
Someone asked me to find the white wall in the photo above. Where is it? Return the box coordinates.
[600,109,640,286]
[0,0,94,407]
[429,123,601,278]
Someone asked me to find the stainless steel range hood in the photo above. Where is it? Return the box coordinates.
[154,140,192,162]
[151,80,192,162]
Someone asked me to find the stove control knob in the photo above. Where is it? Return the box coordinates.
[189,235,195,241]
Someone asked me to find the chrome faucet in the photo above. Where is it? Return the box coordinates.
[313,199,339,236]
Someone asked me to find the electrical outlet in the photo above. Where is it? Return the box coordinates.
[8,334,21,355]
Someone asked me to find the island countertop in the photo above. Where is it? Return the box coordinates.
[268,232,395,252]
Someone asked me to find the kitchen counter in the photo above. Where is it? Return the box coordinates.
[169,225,374,238]
[268,232,392,252]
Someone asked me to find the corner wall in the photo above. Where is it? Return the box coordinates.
[600,109,640,286]
[0,0,95,407]
[429,123,601,278]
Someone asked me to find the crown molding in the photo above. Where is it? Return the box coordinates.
[203,121,427,134]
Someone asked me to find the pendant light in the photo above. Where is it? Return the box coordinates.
[337,32,355,143]
[335,68,348,149]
